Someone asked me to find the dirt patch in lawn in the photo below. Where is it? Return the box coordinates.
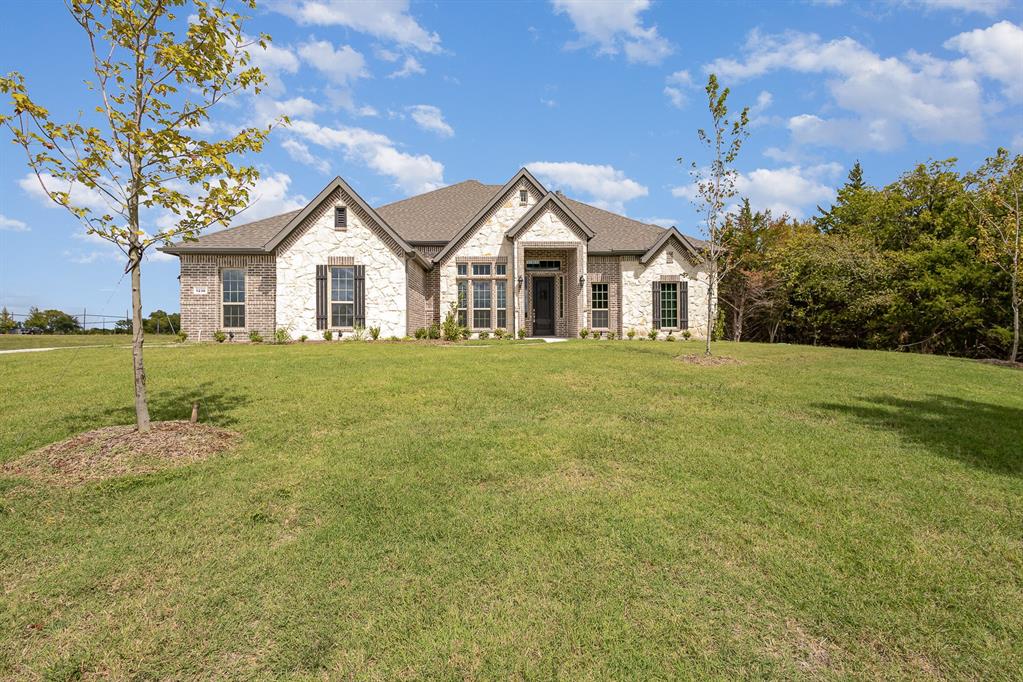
[976,358,1023,371]
[675,353,743,367]
[3,420,239,487]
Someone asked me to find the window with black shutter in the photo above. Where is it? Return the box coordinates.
[353,265,365,327]
[315,265,327,330]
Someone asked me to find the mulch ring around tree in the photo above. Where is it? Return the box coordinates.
[2,421,239,488]
[976,358,1023,371]
[675,353,743,367]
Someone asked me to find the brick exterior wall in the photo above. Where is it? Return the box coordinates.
[586,255,622,337]
[179,253,276,341]
[413,245,443,324]
[406,257,429,335]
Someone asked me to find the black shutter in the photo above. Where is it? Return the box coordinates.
[354,264,366,327]
[680,280,689,330]
[316,265,327,330]
[651,281,661,329]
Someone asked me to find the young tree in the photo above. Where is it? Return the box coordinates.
[0,0,281,430]
[967,148,1022,363]
[0,307,16,334]
[680,74,749,355]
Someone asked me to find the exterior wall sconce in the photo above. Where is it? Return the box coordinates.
[517,275,524,288]
[579,274,586,286]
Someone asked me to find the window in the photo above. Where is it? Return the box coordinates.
[526,259,560,271]
[222,269,245,328]
[495,263,507,276]
[519,189,528,205]
[591,283,608,328]
[659,282,678,329]
[456,263,467,276]
[496,280,507,328]
[473,280,491,328]
[457,280,467,327]
[472,263,491,276]
[334,207,347,230]
[330,266,355,327]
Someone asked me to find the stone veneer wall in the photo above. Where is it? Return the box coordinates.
[275,187,408,338]
[619,239,712,338]
[179,253,276,341]
[586,255,622,336]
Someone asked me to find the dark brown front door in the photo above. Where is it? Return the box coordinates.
[533,277,555,336]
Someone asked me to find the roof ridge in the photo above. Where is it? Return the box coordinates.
[376,179,485,210]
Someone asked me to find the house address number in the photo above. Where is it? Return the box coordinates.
[192,286,209,295]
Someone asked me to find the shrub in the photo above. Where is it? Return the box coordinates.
[494,327,507,339]
[627,328,636,340]
[322,330,333,341]
[442,303,462,341]
[389,335,399,341]
[647,328,658,340]
[353,325,366,341]
[176,331,188,343]
[213,329,226,343]
[518,328,527,339]
[428,323,441,340]
[591,330,601,339]
[299,334,308,343]
[414,327,428,340]
[607,331,616,340]
[369,326,381,340]
[460,326,471,340]
[248,330,263,343]
[666,333,676,342]
[579,327,590,339]
[478,330,490,340]
[682,329,692,340]
[274,328,290,344]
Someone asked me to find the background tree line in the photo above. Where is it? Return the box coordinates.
[0,306,179,335]
[718,149,1021,362]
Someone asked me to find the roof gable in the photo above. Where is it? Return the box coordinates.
[640,227,704,265]
[505,192,594,241]
[432,168,548,264]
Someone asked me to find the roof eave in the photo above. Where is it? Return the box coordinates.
[158,245,268,256]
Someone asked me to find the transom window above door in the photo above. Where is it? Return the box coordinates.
[526,260,560,271]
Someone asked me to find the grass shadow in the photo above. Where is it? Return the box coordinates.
[59,382,249,435]
[818,395,1023,476]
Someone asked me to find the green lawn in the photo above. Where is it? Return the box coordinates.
[0,333,177,350]
[1,340,1020,679]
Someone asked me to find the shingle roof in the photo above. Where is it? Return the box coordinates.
[376,180,499,243]
[163,177,706,257]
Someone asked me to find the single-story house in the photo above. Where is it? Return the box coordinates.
[161,168,713,340]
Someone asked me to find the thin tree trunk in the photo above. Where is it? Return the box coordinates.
[129,243,151,431]
[1011,285,1019,363]
[705,267,715,356]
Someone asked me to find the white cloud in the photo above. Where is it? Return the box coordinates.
[664,69,693,109]
[908,0,1009,15]
[234,172,309,223]
[408,104,454,137]
[281,138,331,173]
[276,0,441,53]
[246,40,300,95]
[19,173,115,214]
[1012,133,1023,152]
[298,40,368,86]
[388,56,426,79]
[704,24,1023,150]
[552,0,673,65]
[944,21,1023,100]
[672,163,842,218]
[0,214,29,232]
[526,161,648,212]
[541,97,558,108]
[290,120,444,193]
[250,96,321,127]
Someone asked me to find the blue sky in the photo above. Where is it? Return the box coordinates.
[1,0,1021,320]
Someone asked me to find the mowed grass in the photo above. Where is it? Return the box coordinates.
[1,340,1020,679]
[0,334,177,350]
